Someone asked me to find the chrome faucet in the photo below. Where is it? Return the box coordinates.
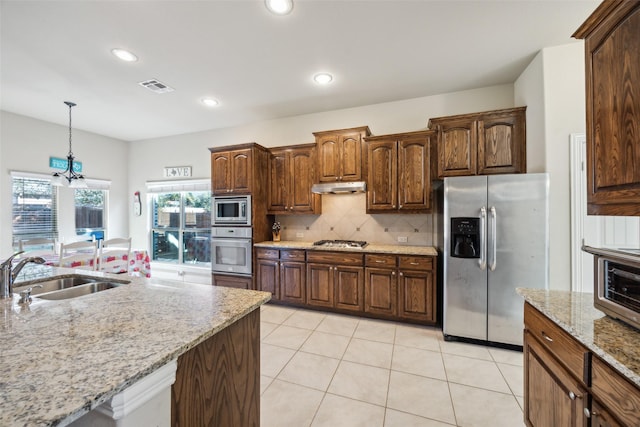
[0,251,46,299]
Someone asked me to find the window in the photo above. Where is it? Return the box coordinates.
[151,191,210,265]
[75,189,107,241]
[12,174,57,249]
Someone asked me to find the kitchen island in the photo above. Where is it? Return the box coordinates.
[519,289,640,426]
[0,265,270,426]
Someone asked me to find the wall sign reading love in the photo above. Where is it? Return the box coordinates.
[163,166,192,178]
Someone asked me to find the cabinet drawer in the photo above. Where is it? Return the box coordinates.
[255,248,279,260]
[307,251,364,266]
[281,250,305,261]
[365,254,397,268]
[591,357,640,426]
[524,303,588,383]
[398,256,433,270]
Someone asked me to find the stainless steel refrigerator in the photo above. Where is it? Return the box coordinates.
[443,173,549,347]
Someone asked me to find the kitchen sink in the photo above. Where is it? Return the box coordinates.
[13,275,130,300]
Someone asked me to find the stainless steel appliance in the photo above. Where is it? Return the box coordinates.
[212,195,251,226]
[211,226,252,276]
[584,246,640,330]
[443,173,549,347]
[312,240,368,249]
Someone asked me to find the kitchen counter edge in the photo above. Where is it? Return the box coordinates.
[518,288,640,389]
[254,240,438,256]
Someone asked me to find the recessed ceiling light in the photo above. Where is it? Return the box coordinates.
[111,48,138,62]
[313,72,333,85]
[265,0,293,15]
[201,98,219,107]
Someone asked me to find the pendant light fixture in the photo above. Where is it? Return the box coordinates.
[52,101,87,188]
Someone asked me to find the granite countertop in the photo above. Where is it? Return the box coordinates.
[518,288,640,388]
[0,265,271,427]
[254,240,438,256]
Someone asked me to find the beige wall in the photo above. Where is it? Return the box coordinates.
[0,111,129,257]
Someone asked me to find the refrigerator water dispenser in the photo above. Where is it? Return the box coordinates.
[451,217,480,258]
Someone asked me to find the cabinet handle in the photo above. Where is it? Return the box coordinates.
[399,272,403,276]
[569,391,575,400]
[399,204,403,209]
[392,204,396,208]
[410,262,419,265]
[583,408,591,418]
[542,332,553,342]
[375,260,385,263]
[391,271,395,276]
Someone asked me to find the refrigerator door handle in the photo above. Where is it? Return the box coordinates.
[479,206,487,270]
[489,206,497,271]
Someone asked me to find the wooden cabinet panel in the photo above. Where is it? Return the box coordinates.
[334,266,364,312]
[307,263,334,308]
[524,330,587,427]
[231,150,252,193]
[364,267,397,316]
[574,1,640,215]
[364,130,433,213]
[591,357,640,426]
[314,126,371,182]
[591,399,623,427]
[212,274,253,290]
[399,256,433,270]
[211,148,253,194]
[256,259,279,300]
[429,107,526,178]
[365,254,397,268]
[280,261,306,304]
[268,145,320,214]
[306,251,363,265]
[398,269,435,322]
[211,152,232,194]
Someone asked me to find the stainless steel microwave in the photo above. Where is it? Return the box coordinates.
[212,195,251,226]
[584,246,640,330]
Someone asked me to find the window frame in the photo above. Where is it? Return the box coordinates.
[11,172,58,250]
[74,188,108,241]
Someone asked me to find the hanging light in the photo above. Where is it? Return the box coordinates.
[52,101,87,188]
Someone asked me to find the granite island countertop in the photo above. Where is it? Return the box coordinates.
[0,265,271,427]
[518,288,640,388]
[254,240,438,256]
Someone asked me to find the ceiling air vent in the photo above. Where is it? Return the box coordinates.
[138,79,174,94]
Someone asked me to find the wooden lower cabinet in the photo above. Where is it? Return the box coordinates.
[256,258,279,299]
[524,330,587,427]
[255,248,306,303]
[524,303,640,427]
[364,267,397,316]
[280,261,305,304]
[212,273,253,290]
[334,265,364,312]
[307,263,334,308]
[172,309,260,427]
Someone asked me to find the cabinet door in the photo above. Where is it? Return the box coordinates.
[256,259,279,300]
[317,135,341,182]
[398,269,435,322]
[524,331,588,427]
[306,263,334,308]
[582,2,640,215]
[437,119,477,178]
[364,267,397,316]
[366,139,397,211]
[280,261,306,304]
[334,265,364,312]
[289,147,318,213]
[267,150,287,213]
[212,273,253,290]
[591,399,623,427]
[477,110,526,175]
[340,132,363,181]
[398,136,430,211]
[230,149,252,193]
[211,152,232,194]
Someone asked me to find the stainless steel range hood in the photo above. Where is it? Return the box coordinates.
[311,181,366,194]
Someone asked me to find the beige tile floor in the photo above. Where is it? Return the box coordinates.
[260,304,525,427]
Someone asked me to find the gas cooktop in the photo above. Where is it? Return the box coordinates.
[312,240,368,249]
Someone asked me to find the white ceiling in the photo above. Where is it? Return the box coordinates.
[0,0,599,142]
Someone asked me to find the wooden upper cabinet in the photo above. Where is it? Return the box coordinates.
[267,144,320,214]
[314,126,371,182]
[429,107,526,178]
[210,147,253,194]
[364,130,433,213]
[573,0,640,215]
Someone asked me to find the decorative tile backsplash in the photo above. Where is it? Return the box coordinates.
[275,193,435,246]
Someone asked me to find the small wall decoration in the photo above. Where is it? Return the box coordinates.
[163,166,192,178]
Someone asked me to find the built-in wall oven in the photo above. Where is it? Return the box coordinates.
[211,226,252,276]
[584,246,640,330]
[212,195,251,226]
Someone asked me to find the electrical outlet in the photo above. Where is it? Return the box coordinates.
[397,236,408,243]
[296,232,304,238]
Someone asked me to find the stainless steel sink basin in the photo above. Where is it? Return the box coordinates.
[13,275,130,300]
[36,282,124,300]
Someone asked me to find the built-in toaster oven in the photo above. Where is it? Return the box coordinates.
[584,246,640,330]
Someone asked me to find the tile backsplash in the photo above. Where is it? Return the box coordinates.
[275,193,434,246]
